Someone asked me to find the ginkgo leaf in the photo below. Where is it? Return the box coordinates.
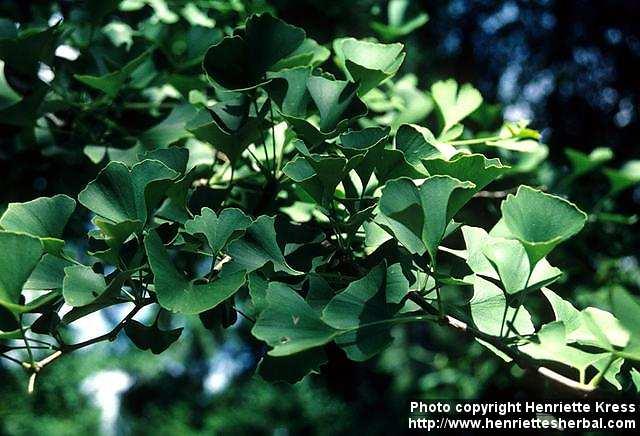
[139,104,199,148]
[187,99,269,164]
[0,194,75,254]
[62,265,107,307]
[0,59,21,110]
[0,231,43,313]
[203,13,305,90]
[610,286,640,360]
[604,160,640,196]
[24,255,71,291]
[482,238,530,295]
[541,288,629,350]
[565,147,613,178]
[184,207,252,256]
[307,75,368,135]
[125,319,183,355]
[271,38,330,70]
[431,79,482,134]
[422,153,509,214]
[252,282,339,356]
[78,159,180,228]
[145,231,246,314]
[469,275,534,338]
[322,261,409,361]
[371,0,429,40]
[395,124,457,167]
[283,141,357,206]
[376,176,474,260]
[337,126,389,187]
[75,50,150,98]
[492,186,587,265]
[333,37,405,95]
[519,321,607,374]
[257,347,327,383]
[455,227,562,292]
[268,66,313,118]
[0,22,61,76]
[226,216,301,275]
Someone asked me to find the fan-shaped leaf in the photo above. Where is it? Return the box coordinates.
[333,38,405,95]
[492,186,587,264]
[0,194,75,254]
[252,282,338,356]
[376,176,474,260]
[145,231,246,314]
[0,231,43,313]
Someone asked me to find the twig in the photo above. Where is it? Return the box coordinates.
[407,292,595,393]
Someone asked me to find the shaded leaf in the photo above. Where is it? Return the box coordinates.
[145,231,246,314]
[252,282,338,356]
[376,176,474,260]
[125,319,183,354]
[0,194,75,254]
[0,231,43,313]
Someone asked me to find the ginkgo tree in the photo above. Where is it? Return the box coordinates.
[1,6,639,397]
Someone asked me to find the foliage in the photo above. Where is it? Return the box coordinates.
[1,0,639,406]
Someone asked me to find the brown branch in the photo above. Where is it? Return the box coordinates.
[407,292,595,393]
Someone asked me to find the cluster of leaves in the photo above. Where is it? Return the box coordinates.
[1,2,639,395]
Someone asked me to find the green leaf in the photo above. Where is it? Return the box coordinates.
[373,147,426,184]
[252,282,338,356]
[371,0,429,40]
[187,99,268,164]
[492,186,587,264]
[610,286,640,360]
[203,13,305,90]
[0,59,21,110]
[226,216,301,275]
[565,147,613,178]
[333,38,405,95]
[395,124,457,167]
[307,75,368,134]
[145,231,247,314]
[24,255,71,291]
[0,194,75,254]
[457,227,562,292]
[62,265,107,307]
[0,23,61,76]
[139,104,199,148]
[431,79,483,134]
[125,319,183,354]
[542,288,629,350]
[75,50,150,98]
[422,153,509,214]
[322,262,409,360]
[481,238,530,295]
[283,141,355,205]
[268,67,313,118]
[337,126,389,187]
[376,176,474,260]
[519,321,606,373]
[604,160,640,196]
[78,159,179,227]
[271,38,330,70]
[469,275,534,338]
[0,231,43,313]
[184,208,252,256]
[257,347,327,383]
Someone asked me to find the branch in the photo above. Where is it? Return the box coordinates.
[407,292,595,393]
[61,300,152,352]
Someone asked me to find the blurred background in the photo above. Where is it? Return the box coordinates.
[1,0,639,434]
